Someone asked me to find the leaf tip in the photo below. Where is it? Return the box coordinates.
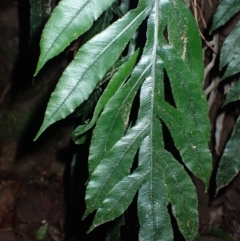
[33,122,48,141]
[86,226,94,234]
[33,130,42,142]
[82,209,90,221]
[209,26,214,35]
[34,61,43,77]
[87,221,103,234]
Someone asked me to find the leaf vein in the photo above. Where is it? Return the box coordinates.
[45,7,150,127]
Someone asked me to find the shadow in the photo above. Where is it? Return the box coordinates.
[10,0,37,97]
[63,141,89,240]
[62,135,140,241]
[63,137,109,241]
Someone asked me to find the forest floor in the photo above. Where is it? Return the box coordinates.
[0,0,240,241]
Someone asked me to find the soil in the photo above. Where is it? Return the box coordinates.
[0,0,240,241]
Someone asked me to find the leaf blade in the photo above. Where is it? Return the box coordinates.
[35,0,116,74]
[160,45,210,144]
[138,138,173,241]
[34,4,152,140]
[168,0,203,83]
[157,99,211,186]
[220,21,240,80]
[137,5,174,239]
[72,50,140,139]
[223,80,240,106]
[88,162,149,232]
[138,64,198,241]
[217,117,240,190]
[160,150,198,240]
[84,120,149,218]
[210,0,240,33]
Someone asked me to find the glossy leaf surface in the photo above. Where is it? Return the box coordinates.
[220,21,240,80]
[35,0,116,74]
[86,0,210,239]
[84,118,149,218]
[87,50,151,175]
[84,9,154,214]
[34,3,152,140]
[88,154,149,232]
[35,0,212,239]
[217,117,240,191]
[137,5,197,240]
[72,50,140,140]
[210,0,240,33]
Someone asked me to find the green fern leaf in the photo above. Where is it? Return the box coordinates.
[138,137,173,241]
[137,53,173,240]
[80,8,114,46]
[223,80,240,106]
[210,0,240,33]
[34,0,117,75]
[84,118,149,218]
[158,148,198,241]
[85,0,160,227]
[217,117,240,191]
[72,50,140,140]
[168,0,203,82]
[85,0,209,239]
[137,60,198,241]
[34,2,153,140]
[84,10,155,212]
[35,0,212,239]
[87,53,152,175]
[158,0,169,44]
[88,162,149,232]
[220,21,240,80]
[159,46,210,153]
[138,131,198,240]
[157,99,211,186]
